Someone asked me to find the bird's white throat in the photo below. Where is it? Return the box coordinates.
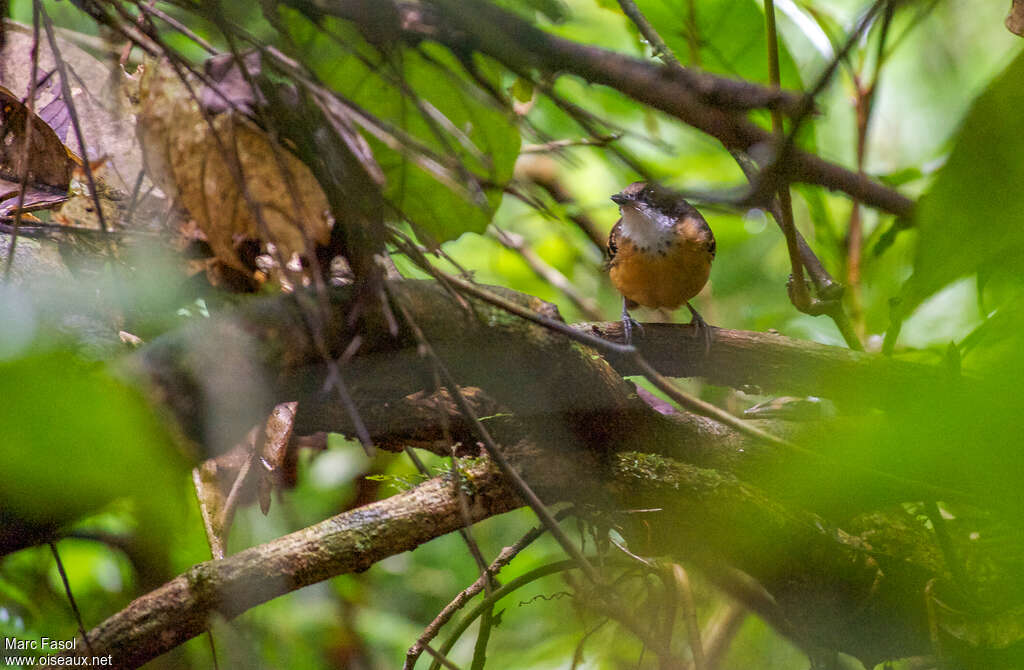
[619,204,676,249]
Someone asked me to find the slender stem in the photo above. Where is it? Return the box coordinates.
[672,564,705,670]
[388,287,605,588]
[4,3,42,280]
[923,501,971,600]
[432,561,579,670]
[617,0,680,68]
[38,2,110,234]
[764,0,812,316]
[49,542,95,656]
[685,0,701,65]
[206,630,220,670]
[490,227,604,320]
[405,446,494,594]
[422,643,465,670]
[469,604,493,670]
[405,516,561,669]
[630,355,790,448]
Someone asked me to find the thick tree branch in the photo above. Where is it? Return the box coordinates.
[580,320,956,409]
[86,280,1015,667]
[71,448,947,669]
[73,459,520,669]
[300,0,914,217]
[130,281,967,501]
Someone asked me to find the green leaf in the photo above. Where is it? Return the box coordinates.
[495,0,571,23]
[635,0,804,89]
[901,49,1024,314]
[280,11,521,244]
[0,351,186,550]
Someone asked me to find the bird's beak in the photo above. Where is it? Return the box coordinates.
[610,193,629,206]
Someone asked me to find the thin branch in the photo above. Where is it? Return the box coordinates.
[616,0,680,68]
[317,0,914,217]
[517,160,608,253]
[421,643,464,670]
[748,0,892,210]
[697,602,747,670]
[405,514,566,669]
[404,440,493,593]
[672,563,705,670]
[489,227,604,321]
[764,0,810,311]
[38,1,110,234]
[49,542,95,656]
[521,134,622,153]
[134,1,217,54]
[4,3,42,280]
[387,285,605,586]
[753,1,860,348]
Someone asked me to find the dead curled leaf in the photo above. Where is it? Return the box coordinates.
[1,19,145,195]
[1009,0,1024,36]
[136,59,332,272]
[0,85,74,194]
[192,402,326,559]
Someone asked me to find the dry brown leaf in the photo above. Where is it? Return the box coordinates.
[1008,0,1024,36]
[257,401,298,515]
[0,20,145,195]
[0,180,68,217]
[0,85,74,191]
[192,402,317,558]
[137,59,332,272]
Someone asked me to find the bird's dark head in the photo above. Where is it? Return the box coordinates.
[611,181,685,216]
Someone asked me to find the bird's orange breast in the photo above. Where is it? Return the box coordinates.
[609,236,712,310]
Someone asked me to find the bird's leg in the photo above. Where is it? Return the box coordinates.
[686,302,712,354]
[621,297,644,345]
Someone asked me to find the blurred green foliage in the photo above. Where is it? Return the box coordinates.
[280,10,521,244]
[2,0,1024,668]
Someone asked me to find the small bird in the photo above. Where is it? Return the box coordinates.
[607,181,716,347]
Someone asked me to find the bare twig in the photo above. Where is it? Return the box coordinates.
[490,227,604,320]
[38,2,110,234]
[4,4,42,280]
[405,515,566,669]
[317,0,914,217]
[49,542,95,656]
[749,0,893,210]
[616,0,680,68]
[404,441,493,594]
[134,1,217,54]
[517,157,609,253]
[387,285,605,586]
[521,134,622,153]
[421,643,464,670]
[697,602,747,670]
[764,0,811,312]
[672,563,705,670]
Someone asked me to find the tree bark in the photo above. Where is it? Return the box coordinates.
[76,280,1015,668]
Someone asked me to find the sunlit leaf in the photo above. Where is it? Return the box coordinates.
[902,49,1024,314]
[636,0,804,89]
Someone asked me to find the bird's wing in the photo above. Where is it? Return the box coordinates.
[607,219,622,264]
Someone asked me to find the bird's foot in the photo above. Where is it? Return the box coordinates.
[622,315,645,345]
[687,303,713,355]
